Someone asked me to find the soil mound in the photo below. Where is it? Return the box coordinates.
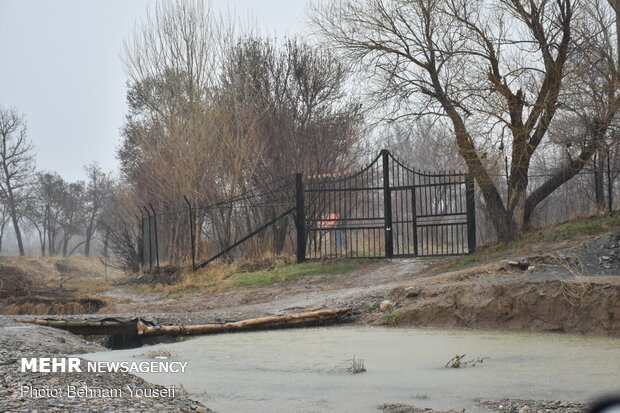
[378,279,620,335]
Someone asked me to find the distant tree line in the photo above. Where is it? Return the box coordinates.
[0,106,114,257]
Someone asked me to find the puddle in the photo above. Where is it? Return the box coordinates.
[83,326,620,412]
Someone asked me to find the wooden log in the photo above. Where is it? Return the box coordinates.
[15,318,141,336]
[16,308,353,338]
[136,308,352,336]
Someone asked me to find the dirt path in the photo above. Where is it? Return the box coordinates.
[92,238,620,336]
[100,258,435,314]
[7,230,620,336]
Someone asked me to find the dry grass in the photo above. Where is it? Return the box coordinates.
[0,254,116,285]
[0,255,129,315]
[62,277,114,294]
[0,255,123,312]
[149,258,364,296]
[0,265,34,298]
[1,295,107,315]
[553,254,598,306]
[436,213,620,274]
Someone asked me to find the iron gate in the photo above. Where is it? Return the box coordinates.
[296,150,475,260]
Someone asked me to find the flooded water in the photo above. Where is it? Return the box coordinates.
[84,326,620,413]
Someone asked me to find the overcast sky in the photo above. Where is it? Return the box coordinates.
[0,0,311,182]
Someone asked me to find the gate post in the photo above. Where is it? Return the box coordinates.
[382,150,394,258]
[148,203,160,274]
[295,173,306,263]
[411,185,419,257]
[465,174,477,254]
[184,196,196,271]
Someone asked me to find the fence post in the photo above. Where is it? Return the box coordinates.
[411,184,419,257]
[382,150,394,258]
[295,173,306,263]
[465,174,477,254]
[148,203,160,274]
[184,196,196,270]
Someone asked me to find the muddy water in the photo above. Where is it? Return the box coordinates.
[84,327,620,413]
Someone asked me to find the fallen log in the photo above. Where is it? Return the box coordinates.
[136,308,353,336]
[15,317,145,336]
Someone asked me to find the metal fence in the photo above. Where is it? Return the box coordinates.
[140,150,475,272]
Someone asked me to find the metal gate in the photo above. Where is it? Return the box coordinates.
[296,150,475,260]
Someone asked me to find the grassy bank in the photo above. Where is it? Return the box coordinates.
[152,259,366,296]
[437,213,620,273]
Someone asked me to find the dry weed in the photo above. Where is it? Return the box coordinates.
[331,355,366,374]
[554,254,597,306]
[445,354,488,368]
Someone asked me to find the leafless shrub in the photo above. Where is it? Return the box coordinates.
[554,254,598,306]
[0,265,33,298]
[332,355,366,374]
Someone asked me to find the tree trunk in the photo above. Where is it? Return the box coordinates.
[594,151,606,212]
[47,225,54,256]
[7,197,24,256]
[84,220,95,257]
[102,227,111,257]
[0,219,6,254]
[39,226,46,257]
[84,230,92,257]
[273,219,289,254]
[525,118,613,225]
[62,233,70,257]
[136,308,352,336]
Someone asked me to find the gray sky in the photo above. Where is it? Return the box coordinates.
[0,0,311,182]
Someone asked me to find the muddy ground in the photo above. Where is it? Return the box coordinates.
[2,231,620,412]
[83,230,620,336]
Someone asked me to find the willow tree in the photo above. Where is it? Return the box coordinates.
[311,0,580,241]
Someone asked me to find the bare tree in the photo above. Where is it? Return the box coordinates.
[82,163,111,257]
[610,0,620,56]
[59,181,85,257]
[40,173,64,255]
[120,0,236,208]
[24,172,66,256]
[118,1,364,266]
[311,0,583,241]
[218,37,364,251]
[525,0,619,220]
[98,184,141,272]
[0,106,35,255]
[0,199,11,253]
